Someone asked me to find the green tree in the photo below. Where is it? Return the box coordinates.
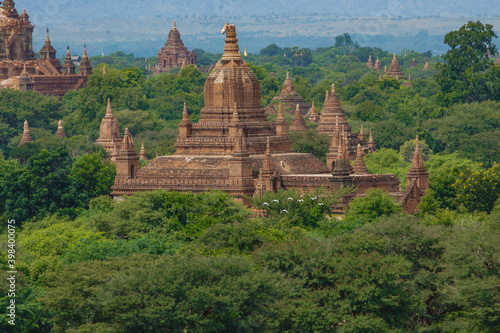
[435,21,499,105]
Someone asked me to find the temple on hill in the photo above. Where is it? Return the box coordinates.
[155,21,197,73]
[382,53,404,79]
[271,72,310,115]
[108,24,428,214]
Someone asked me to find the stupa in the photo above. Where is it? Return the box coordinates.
[382,53,405,79]
[271,72,310,115]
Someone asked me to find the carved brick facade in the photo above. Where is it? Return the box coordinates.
[0,1,91,97]
[109,24,427,214]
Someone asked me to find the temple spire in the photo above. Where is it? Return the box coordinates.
[368,130,376,151]
[106,98,114,116]
[276,101,285,121]
[140,142,148,160]
[18,120,33,147]
[56,119,66,138]
[182,102,190,123]
[172,21,177,30]
[289,104,307,131]
[353,144,369,175]
[359,124,365,141]
[45,28,51,44]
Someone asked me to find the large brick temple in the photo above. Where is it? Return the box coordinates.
[0,0,91,97]
[106,24,428,213]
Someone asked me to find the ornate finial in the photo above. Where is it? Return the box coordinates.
[331,83,336,93]
[172,21,177,30]
[326,90,330,100]
[286,72,290,80]
[415,135,420,149]
[221,22,228,35]
[56,119,66,138]
[221,23,241,63]
[83,45,88,59]
[66,45,70,56]
[45,28,50,44]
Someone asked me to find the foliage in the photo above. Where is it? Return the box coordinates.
[364,148,411,185]
[435,21,499,105]
[290,129,331,163]
[399,138,433,162]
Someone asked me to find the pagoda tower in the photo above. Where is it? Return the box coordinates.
[78,45,93,75]
[382,53,404,79]
[423,60,430,71]
[374,56,381,70]
[96,99,122,153]
[271,72,310,115]
[410,58,416,68]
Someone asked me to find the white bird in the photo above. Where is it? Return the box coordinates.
[185,157,193,162]
[298,199,304,202]
[221,22,228,35]
[272,199,279,203]
[281,210,289,213]
[318,203,324,206]
[287,197,294,201]
[262,202,269,206]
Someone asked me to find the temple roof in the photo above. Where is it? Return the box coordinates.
[317,84,351,135]
[383,53,404,79]
[271,72,310,115]
[289,104,308,131]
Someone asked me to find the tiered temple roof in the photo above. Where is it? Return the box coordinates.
[317,84,351,135]
[289,104,308,131]
[382,53,405,79]
[156,21,197,73]
[374,56,381,70]
[18,120,32,146]
[96,99,122,153]
[271,72,310,115]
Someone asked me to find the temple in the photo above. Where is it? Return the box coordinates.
[271,72,310,115]
[423,60,430,71]
[382,53,404,79]
[410,58,416,68]
[367,55,374,69]
[155,21,197,73]
[0,1,91,97]
[107,24,427,214]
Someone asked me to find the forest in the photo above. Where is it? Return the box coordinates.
[0,21,499,332]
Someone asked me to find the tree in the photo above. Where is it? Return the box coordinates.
[435,21,499,105]
[399,139,433,162]
[260,43,282,56]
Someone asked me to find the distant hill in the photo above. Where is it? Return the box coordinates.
[15,0,500,58]
[16,0,500,24]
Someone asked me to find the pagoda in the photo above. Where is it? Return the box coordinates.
[271,72,310,115]
[156,21,197,73]
[382,53,404,79]
[367,55,374,69]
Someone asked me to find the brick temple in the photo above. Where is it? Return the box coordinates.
[105,24,428,213]
[271,72,310,115]
[0,0,91,97]
[154,21,197,73]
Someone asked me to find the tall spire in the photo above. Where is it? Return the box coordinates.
[308,100,319,123]
[62,45,76,74]
[78,45,93,75]
[353,144,369,175]
[56,119,66,138]
[172,21,177,30]
[359,124,365,141]
[140,142,148,160]
[106,98,113,116]
[45,28,51,44]
[182,102,190,123]
[18,120,33,147]
[276,101,285,122]
[368,130,376,151]
[406,135,429,191]
[374,56,381,70]
[289,104,308,131]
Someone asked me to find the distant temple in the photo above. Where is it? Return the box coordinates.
[155,21,197,73]
[271,72,310,115]
[367,55,374,69]
[423,60,430,71]
[382,53,404,79]
[108,24,428,214]
[0,1,91,97]
[410,58,416,68]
